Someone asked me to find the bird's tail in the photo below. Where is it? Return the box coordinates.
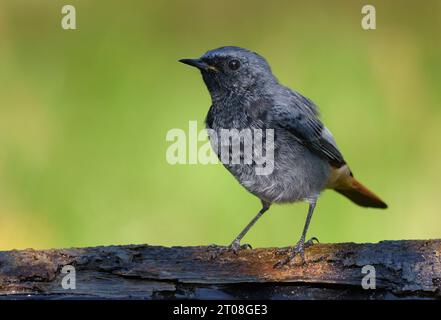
[334,176,387,209]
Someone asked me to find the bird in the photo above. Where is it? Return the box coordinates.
[179,46,387,267]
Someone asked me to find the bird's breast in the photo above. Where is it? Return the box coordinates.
[205,105,331,203]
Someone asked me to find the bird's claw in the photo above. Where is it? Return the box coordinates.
[305,237,319,246]
[274,237,319,268]
[230,240,252,253]
[207,241,252,259]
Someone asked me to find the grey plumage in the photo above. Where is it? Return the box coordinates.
[179,46,387,266]
[198,46,334,203]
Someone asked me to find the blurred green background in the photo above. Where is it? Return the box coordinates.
[0,0,440,250]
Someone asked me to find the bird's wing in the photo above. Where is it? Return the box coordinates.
[266,91,346,168]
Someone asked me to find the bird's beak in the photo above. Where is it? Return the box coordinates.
[179,58,218,72]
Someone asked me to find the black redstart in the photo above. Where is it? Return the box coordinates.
[180,46,387,266]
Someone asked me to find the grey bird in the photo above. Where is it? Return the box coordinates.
[179,46,387,266]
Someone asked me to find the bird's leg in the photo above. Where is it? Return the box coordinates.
[229,200,271,253]
[274,197,319,268]
[209,200,270,257]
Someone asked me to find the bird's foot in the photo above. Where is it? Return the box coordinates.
[229,239,252,254]
[207,240,252,259]
[274,237,319,268]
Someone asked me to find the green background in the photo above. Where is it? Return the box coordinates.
[0,0,440,250]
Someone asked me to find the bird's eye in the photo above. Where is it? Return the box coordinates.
[228,59,241,71]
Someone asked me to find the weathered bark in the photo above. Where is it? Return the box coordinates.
[0,240,440,299]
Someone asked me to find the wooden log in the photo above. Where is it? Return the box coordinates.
[0,240,440,299]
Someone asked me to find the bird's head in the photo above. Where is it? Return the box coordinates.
[179,46,277,100]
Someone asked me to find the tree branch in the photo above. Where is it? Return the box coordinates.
[0,240,440,299]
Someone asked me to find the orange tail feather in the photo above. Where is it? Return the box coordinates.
[335,177,388,209]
